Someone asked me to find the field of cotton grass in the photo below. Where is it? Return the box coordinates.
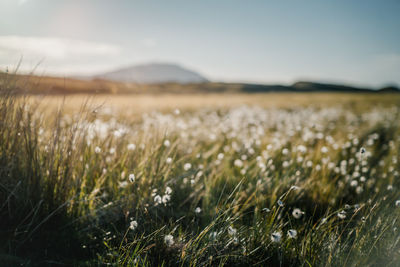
[1,78,400,266]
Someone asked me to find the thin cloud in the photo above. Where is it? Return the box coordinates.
[0,36,121,60]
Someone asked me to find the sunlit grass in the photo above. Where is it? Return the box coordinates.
[1,75,400,266]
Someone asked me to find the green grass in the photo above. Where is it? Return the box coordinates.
[1,74,400,266]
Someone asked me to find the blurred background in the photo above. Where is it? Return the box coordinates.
[0,0,399,93]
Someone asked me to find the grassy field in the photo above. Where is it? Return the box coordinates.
[30,92,400,116]
[1,78,400,266]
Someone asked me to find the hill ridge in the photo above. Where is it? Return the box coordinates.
[93,62,208,84]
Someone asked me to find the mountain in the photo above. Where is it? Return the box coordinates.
[93,63,208,84]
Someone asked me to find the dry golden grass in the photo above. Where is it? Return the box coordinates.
[4,73,399,116]
[3,81,400,266]
[33,93,400,116]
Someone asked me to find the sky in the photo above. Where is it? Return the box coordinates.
[0,0,399,87]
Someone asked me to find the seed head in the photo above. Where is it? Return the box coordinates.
[337,210,347,219]
[287,229,297,239]
[154,195,162,205]
[163,140,171,147]
[129,220,138,230]
[164,234,174,246]
[162,194,171,204]
[292,208,304,219]
[271,231,282,243]
[184,163,192,171]
[129,174,135,183]
[228,226,237,236]
[127,143,136,151]
[165,186,172,195]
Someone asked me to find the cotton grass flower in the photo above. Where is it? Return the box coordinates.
[228,226,237,236]
[350,180,358,187]
[395,200,400,207]
[164,234,174,246]
[195,207,202,214]
[127,143,136,150]
[184,163,192,171]
[337,210,347,219]
[282,161,289,168]
[129,173,135,183]
[151,188,157,197]
[234,159,243,167]
[163,140,171,147]
[271,231,282,243]
[162,194,171,204]
[165,186,172,195]
[166,157,172,164]
[129,220,138,230]
[297,145,307,153]
[154,195,162,205]
[287,229,297,239]
[94,146,101,153]
[292,208,305,219]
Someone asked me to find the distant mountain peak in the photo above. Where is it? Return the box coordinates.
[94,62,208,84]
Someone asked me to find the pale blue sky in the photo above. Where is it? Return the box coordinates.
[0,0,399,87]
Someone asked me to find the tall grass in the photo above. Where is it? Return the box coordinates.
[1,74,400,266]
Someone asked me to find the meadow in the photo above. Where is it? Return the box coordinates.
[1,76,400,266]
